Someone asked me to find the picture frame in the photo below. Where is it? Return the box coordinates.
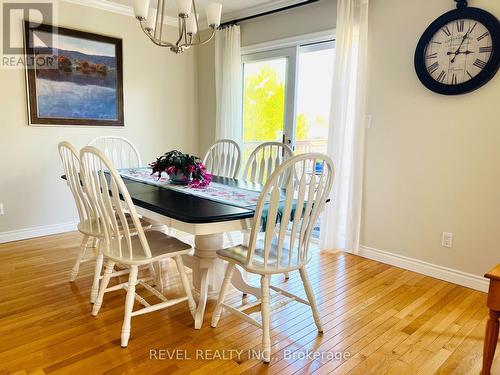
[24,22,124,126]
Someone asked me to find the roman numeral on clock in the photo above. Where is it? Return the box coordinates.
[467,70,473,79]
[456,20,465,32]
[437,70,447,83]
[428,62,439,74]
[473,59,487,69]
[426,52,438,59]
[479,46,493,53]
[452,74,458,85]
[442,25,451,37]
[477,31,490,41]
[468,22,478,35]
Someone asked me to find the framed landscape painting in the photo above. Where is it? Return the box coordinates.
[24,22,124,126]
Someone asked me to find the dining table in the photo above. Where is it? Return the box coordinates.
[63,169,265,329]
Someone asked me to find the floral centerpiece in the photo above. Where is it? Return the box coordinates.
[150,150,211,187]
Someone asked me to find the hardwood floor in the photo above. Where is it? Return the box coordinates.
[0,231,497,374]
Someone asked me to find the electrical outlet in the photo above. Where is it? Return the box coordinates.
[441,232,453,248]
[0,203,3,216]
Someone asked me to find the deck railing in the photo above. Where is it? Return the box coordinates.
[242,139,328,161]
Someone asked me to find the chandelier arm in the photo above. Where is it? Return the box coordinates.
[192,0,200,37]
[184,23,188,46]
[159,0,165,41]
[183,28,216,47]
[154,0,162,39]
[176,18,186,46]
[140,21,175,48]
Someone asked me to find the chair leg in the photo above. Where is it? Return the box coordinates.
[92,259,115,316]
[260,275,271,363]
[90,248,104,304]
[121,265,138,348]
[70,235,90,282]
[211,263,236,328]
[284,272,290,280]
[299,267,323,333]
[148,262,163,291]
[174,256,197,320]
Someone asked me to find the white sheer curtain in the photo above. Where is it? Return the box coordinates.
[215,25,243,143]
[320,0,369,254]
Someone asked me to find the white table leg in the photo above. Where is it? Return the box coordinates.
[188,233,225,329]
[194,268,209,329]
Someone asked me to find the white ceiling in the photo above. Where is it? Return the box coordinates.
[106,0,308,23]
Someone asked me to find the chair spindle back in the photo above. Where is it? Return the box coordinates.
[80,146,151,261]
[203,139,241,179]
[58,141,99,233]
[243,142,293,186]
[246,153,334,272]
[88,136,142,169]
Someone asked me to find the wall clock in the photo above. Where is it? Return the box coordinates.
[414,0,500,95]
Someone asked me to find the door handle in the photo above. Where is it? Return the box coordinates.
[282,134,292,146]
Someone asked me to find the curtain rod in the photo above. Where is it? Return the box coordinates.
[219,0,320,28]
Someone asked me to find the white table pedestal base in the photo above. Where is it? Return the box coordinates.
[183,233,260,329]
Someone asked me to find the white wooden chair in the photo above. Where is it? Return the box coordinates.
[243,142,294,186]
[88,136,142,169]
[243,142,294,279]
[80,146,197,348]
[211,153,334,363]
[58,142,100,283]
[58,142,152,303]
[203,139,241,179]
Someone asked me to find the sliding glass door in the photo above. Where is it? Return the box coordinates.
[242,41,335,240]
[242,41,335,164]
[242,47,297,163]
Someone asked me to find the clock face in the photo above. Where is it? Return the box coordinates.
[414,7,500,95]
[425,19,493,85]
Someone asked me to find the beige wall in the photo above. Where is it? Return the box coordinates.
[239,0,336,47]
[363,0,500,276]
[197,29,216,157]
[0,1,198,233]
[197,0,336,155]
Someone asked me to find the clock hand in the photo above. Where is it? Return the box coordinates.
[451,29,471,63]
[447,50,474,55]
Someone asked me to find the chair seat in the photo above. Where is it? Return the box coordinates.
[78,213,152,237]
[106,231,192,265]
[216,236,302,274]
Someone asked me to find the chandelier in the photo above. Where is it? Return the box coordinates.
[133,0,222,54]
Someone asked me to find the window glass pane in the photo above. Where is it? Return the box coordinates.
[242,58,287,163]
[296,44,335,240]
[295,46,335,155]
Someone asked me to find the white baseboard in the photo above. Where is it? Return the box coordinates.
[0,221,79,244]
[359,245,489,293]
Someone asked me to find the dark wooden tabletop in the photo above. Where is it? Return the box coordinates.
[62,174,258,224]
[121,175,259,224]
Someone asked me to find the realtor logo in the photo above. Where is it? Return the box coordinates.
[1,1,55,68]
